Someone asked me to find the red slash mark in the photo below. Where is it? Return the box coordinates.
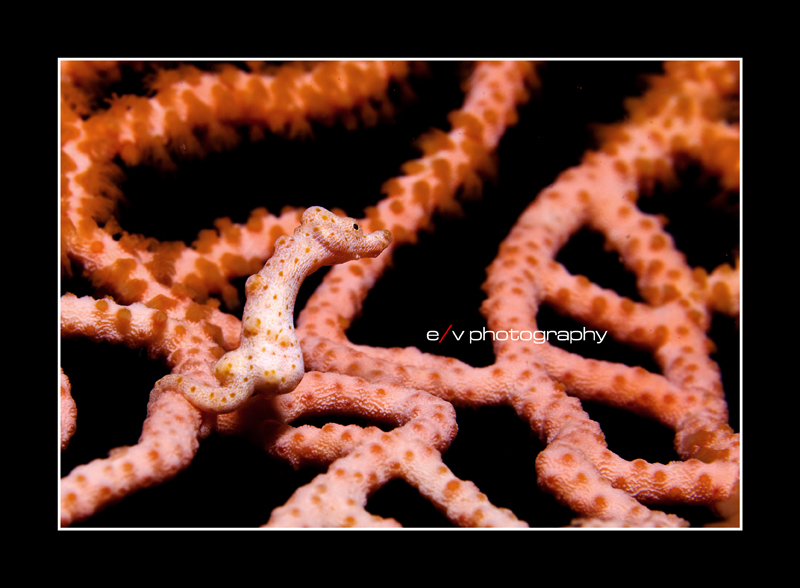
[439,325,452,343]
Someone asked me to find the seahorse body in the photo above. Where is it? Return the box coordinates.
[154,206,392,413]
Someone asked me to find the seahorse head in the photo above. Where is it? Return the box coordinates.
[299,206,393,263]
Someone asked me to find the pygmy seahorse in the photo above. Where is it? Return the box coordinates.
[153,206,393,413]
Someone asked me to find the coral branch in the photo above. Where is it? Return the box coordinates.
[61,390,201,526]
[60,368,76,451]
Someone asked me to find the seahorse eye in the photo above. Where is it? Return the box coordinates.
[353,224,360,230]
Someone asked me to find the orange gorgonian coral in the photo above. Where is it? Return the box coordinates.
[60,60,740,527]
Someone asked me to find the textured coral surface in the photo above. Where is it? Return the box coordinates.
[60,61,739,527]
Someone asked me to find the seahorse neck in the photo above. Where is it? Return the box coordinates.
[243,234,324,331]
